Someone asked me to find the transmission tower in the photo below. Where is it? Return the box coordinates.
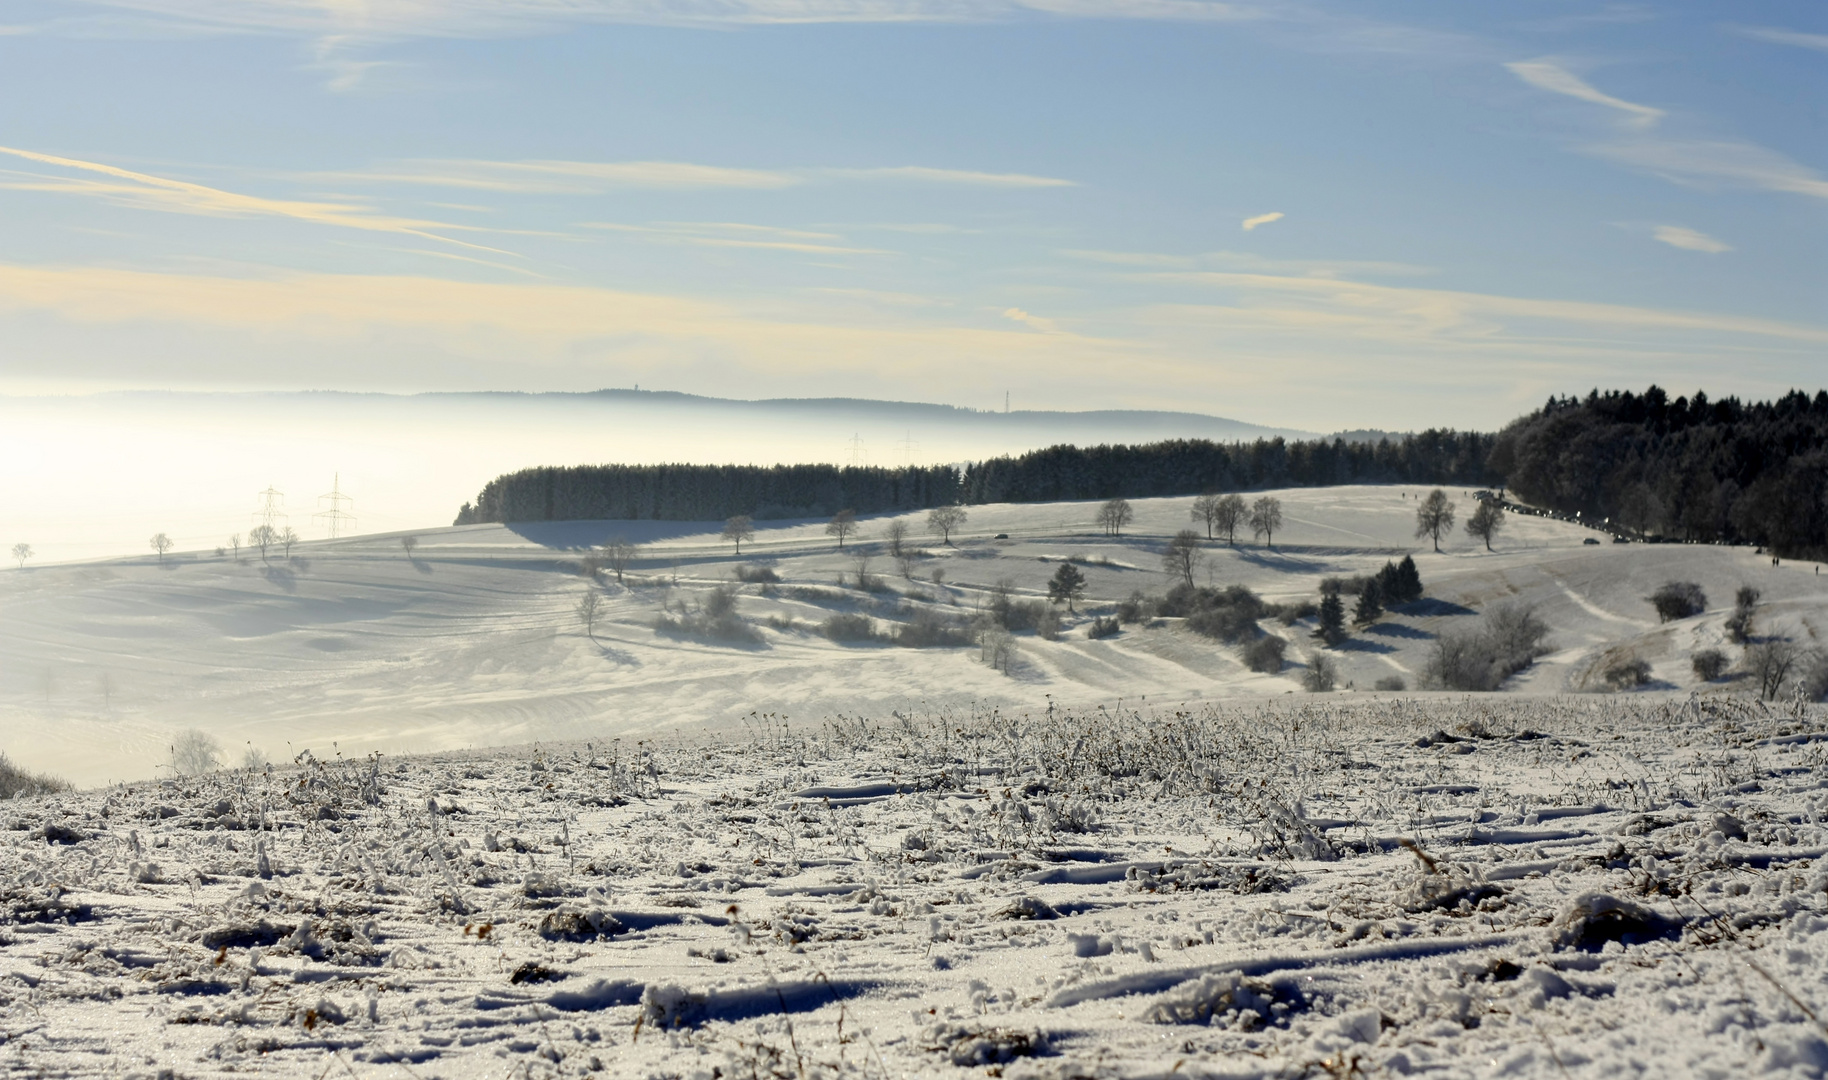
[846,433,867,468]
[895,429,920,466]
[315,473,357,539]
[252,485,287,532]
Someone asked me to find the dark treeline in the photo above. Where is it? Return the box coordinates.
[1491,387,1828,560]
[453,430,1494,525]
[455,463,964,525]
[961,431,1496,504]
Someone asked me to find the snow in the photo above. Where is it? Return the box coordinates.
[3,485,1828,1076]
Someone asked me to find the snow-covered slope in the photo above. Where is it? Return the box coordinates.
[3,486,1825,788]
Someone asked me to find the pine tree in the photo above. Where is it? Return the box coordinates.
[1313,591,1346,646]
[1395,555,1423,603]
[1353,580,1383,627]
[1047,562,1087,612]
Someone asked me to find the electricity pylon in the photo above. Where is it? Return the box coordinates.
[315,474,357,539]
[846,433,867,468]
[253,486,287,532]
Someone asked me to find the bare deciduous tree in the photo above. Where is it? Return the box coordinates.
[722,515,754,555]
[1097,498,1134,537]
[1415,489,1456,553]
[150,533,173,562]
[1249,496,1283,547]
[169,729,222,776]
[826,509,859,549]
[1161,529,1205,589]
[1190,494,1221,540]
[1465,500,1504,551]
[280,527,300,558]
[1746,640,1808,701]
[12,542,32,568]
[401,535,420,559]
[1214,494,1247,546]
[602,537,640,584]
[575,591,601,640]
[927,505,967,545]
[248,525,277,562]
[885,519,909,558]
[227,534,240,561]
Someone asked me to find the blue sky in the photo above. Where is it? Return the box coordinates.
[0,1,1823,430]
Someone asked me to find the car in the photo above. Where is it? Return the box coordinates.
[1583,537,1601,545]
[993,533,1010,539]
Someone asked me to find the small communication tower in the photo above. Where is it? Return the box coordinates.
[315,473,357,539]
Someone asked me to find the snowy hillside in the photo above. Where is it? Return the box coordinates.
[3,485,1826,788]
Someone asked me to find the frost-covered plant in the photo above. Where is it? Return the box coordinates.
[1691,649,1728,682]
[1604,657,1653,690]
[169,729,222,776]
[1648,581,1707,623]
[0,752,71,798]
[1301,654,1339,692]
[1423,602,1551,691]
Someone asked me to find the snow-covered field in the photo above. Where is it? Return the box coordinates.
[5,486,1828,1077]
[4,697,1827,1078]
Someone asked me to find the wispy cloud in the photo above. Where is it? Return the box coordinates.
[1588,138,1828,201]
[321,159,800,194]
[1240,211,1283,231]
[580,221,892,255]
[1062,248,1431,278]
[1001,306,1058,331]
[1734,25,1828,54]
[824,165,1075,187]
[1505,58,1664,128]
[1651,225,1730,253]
[0,144,521,254]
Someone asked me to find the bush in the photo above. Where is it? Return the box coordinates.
[1374,675,1406,692]
[1271,599,1318,626]
[1088,616,1122,639]
[989,583,1052,633]
[895,609,975,648]
[734,564,780,584]
[1604,657,1653,690]
[1163,584,1267,645]
[0,752,72,799]
[1036,605,1063,641]
[1725,586,1759,643]
[821,612,880,643]
[1691,648,1728,681]
[170,729,222,776]
[1422,602,1552,691]
[1301,654,1339,692]
[1116,592,1155,624]
[1319,575,1370,597]
[1648,581,1707,623]
[656,585,762,643]
[1242,635,1286,673]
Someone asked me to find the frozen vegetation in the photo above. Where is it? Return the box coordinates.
[3,697,1828,1077]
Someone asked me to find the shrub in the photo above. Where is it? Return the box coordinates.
[981,630,1016,673]
[0,752,72,799]
[1319,575,1370,597]
[1162,584,1267,645]
[989,582,1052,633]
[895,609,974,648]
[1744,640,1809,700]
[1690,648,1728,681]
[1088,616,1122,639]
[1302,654,1339,692]
[1116,591,1154,624]
[1725,586,1759,643]
[1648,581,1707,623]
[656,585,762,643]
[821,612,879,643]
[765,615,809,633]
[170,729,223,776]
[1374,675,1407,692]
[1422,602,1552,691]
[1242,635,1286,674]
[1604,657,1653,690]
[734,564,780,584]
[1036,605,1063,641]
[1272,599,1318,626]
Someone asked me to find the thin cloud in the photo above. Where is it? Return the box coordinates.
[322,159,801,194]
[1002,306,1058,332]
[1063,247,1431,278]
[0,144,520,255]
[1506,58,1664,128]
[1240,211,1283,231]
[1734,25,1828,53]
[826,165,1075,188]
[1652,225,1730,253]
[1589,138,1828,201]
[580,221,891,255]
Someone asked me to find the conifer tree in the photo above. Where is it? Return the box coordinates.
[1313,591,1347,646]
[1353,579,1383,627]
[1047,562,1087,613]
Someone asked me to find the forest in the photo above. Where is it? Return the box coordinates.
[1491,387,1828,559]
[454,388,1828,560]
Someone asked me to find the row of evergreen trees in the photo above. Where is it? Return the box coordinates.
[1490,387,1828,559]
[453,431,1495,524]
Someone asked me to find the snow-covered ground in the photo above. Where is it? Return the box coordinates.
[3,697,1826,1078]
[4,486,1826,788]
[5,487,1828,1077]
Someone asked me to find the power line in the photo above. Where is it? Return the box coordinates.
[315,473,357,539]
[252,485,287,532]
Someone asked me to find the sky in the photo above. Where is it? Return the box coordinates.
[0,1,1823,431]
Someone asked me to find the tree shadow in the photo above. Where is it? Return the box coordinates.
[593,641,638,664]
[1235,548,1327,573]
[1396,598,1475,617]
[1365,622,1435,640]
[410,557,434,575]
[1335,636,1394,654]
[260,564,298,593]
